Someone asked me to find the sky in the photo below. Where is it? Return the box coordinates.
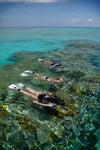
[0,0,100,27]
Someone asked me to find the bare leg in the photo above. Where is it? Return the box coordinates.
[34,73,45,80]
[25,87,42,96]
[20,90,55,107]
[33,77,40,80]
[35,73,42,77]
[20,90,38,100]
[43,60,52,65]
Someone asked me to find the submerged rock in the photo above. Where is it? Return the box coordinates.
[16,115,39,132]
[8,51,35,62]
[47,103,77,118]
[0,105,9,118]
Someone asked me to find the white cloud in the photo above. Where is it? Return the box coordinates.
[88,18,93,22]
[0,0,67,3]
[72,19,80,24]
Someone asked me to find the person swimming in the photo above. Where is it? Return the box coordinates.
[38,93,64,105]
[8,83,65,107]
[38,59,62,68]
[20,70,63,83]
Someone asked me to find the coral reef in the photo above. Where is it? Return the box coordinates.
[0,40,100,149]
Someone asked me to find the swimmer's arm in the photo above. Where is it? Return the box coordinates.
[33,100,55,107]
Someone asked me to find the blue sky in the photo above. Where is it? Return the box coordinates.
[0,0,100,27]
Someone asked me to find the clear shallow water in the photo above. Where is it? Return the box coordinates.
[0,27,100,66]
[0,27,100,150]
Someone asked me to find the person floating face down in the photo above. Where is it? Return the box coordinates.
[8,83,65,107]
[38,59,62,68]
[20,70,63,83]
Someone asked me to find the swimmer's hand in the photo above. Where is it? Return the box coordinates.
[33,100,55,107]
[50,103,56,107]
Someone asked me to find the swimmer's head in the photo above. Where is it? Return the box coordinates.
[59,64,62,67]
[38,94,46,101]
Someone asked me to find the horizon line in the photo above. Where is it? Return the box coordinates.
[0,26,100,28]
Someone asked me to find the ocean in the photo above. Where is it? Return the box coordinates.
[0,27,100,150]
[0,27,100,66]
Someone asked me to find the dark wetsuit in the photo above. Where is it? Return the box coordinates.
[38,94,62,105]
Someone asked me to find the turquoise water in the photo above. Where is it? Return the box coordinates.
[0,27,100,66]
[0,27,100,150]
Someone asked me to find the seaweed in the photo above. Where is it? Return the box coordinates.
[16,115,39,132]
[0,105,9,118]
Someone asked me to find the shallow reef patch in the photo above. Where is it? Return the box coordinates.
[0,40,100,149]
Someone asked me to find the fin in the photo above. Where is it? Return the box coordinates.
[8,84,20,91]
[38,59,44,62]
[20,73,30,77]
[16,83,26,89]
[24,70,33,74]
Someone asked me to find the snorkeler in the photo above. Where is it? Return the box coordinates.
[20,70,63,83]
[38,59,62,68]
[8,83,65,107]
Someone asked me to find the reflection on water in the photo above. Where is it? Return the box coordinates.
[0,40,100,150]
